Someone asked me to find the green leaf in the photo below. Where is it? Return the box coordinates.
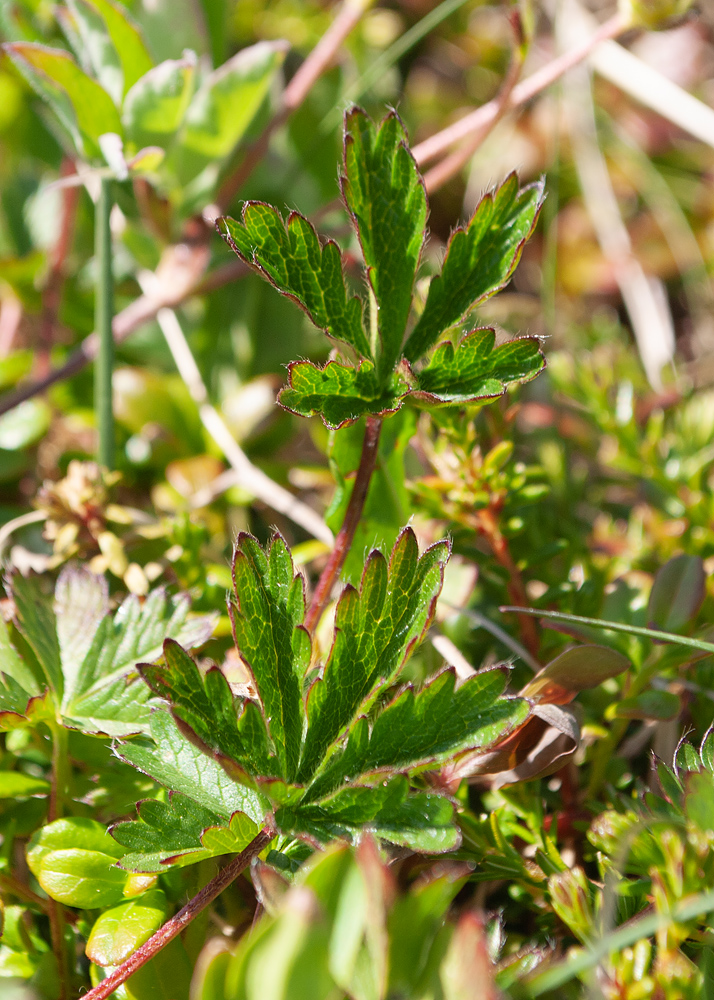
[139,638,279,781]
[701,726,714,773]
[0,398,51,449]
[27,818,128,909]
[0,771,50,797]
[86,889,167,967]
[228,533,308,782]
[10,573,63,698]
[54,564,109,703]
[123,54,196,150]
[66,0,124,104]
[520,645,631,702]
[174,40,286,180]
[77,0,153,95]
[411,328,544,405]
[297,529,450,783]
[0,681,53,731]
[114,797,261,873]
[685,770,714,833]
[341,108,427,378]
[615,689,680,721]
[218,205,369,358]
[304,668,528,802]
[63,585,216,736]
[279,359,408,430]
[647,554,706,634]
[277,777,458,853]
[3,42,122,159]
[116,710,267,821]
[0,611,40,695]
[404,174,544,362]
[27,817,125,877]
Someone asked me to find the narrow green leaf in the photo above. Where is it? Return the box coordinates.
[279,359,408,429]
[116,711,266,821]
[10,573,62,698]
[139,638,279,781]
[503,607,714,655]
[404,174,544,362]
[4,42,122,159]
[305,668,528,802]
[218,206,369,358]
[298,529,450,783]
[701,726,714,773]
[412,328,544,405]
[277,777,459,853]
[86,889,167,967]
[123,54,196,149]
[341,107,427,378]
[78,0,153,94]
[229,533,307,782]
[175,40,286,180]
[647,554,706,633]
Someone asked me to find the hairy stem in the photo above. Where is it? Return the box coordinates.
[95,178,114,470]
[81,828,272,1000]
[304,415,382,633]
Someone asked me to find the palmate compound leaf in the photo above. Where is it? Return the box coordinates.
[297,527,451,785]
[4,564,216,736]
[279,359,409,430]
[340,107,428,378]
[404,173,545,363]
[217,204,369,359]
[410,328,545,406]
[130,530,535,854]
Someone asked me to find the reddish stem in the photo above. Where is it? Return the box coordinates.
[304,415,382,634]
[80,828,272,1000]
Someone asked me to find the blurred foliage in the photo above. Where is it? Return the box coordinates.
[1,0,714,998]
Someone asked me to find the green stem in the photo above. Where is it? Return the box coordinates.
[95,177,115,470]
[48,722,71,1000]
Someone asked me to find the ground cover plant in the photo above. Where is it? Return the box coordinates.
[2,1,714,999]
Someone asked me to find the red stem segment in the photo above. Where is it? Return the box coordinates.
[304,415,382,634]
[81,828,272,1000]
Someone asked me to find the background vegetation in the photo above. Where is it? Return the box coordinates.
[1,0,714,997]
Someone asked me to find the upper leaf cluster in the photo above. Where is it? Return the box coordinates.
[218,108,545,428]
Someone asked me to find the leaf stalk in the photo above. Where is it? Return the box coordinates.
[80,827,273,1000]
[304,414,382,633]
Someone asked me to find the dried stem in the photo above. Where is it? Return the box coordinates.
[423,40,524,193]
[477,505,540,660]
[412,11,628,168]
[304,415,382,634]
[0,872,50,910]
[81,828,272,1000]
[215,0,373,212]
[37,158,78,378]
